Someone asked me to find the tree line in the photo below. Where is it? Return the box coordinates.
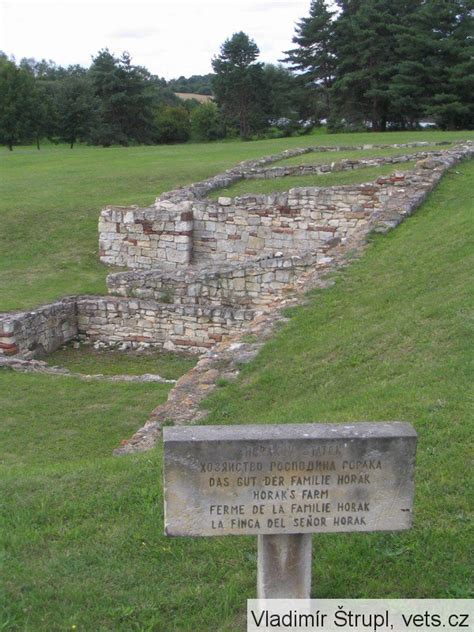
[0,0,472,150]
[0,50,216,150]
[282,0,473,132]
[167,74,214,96]
[0,46,305,149]
[215,0,473,137]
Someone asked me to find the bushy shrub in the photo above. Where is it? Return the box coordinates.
[154,106,190,143]
[190,102,225,141]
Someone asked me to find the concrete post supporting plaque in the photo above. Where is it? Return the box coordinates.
[257,533,312,599]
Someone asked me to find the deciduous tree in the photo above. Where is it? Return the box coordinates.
[190,102,224,141]
[55,74,98,148]
[0,57,35,150]
[154,105,190,143]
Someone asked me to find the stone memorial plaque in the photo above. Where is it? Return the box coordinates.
[163,422,417,537]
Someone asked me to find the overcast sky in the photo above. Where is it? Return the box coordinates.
[0,0,316,79]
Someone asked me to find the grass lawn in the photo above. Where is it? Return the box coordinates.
[0,371,174,470]
[1,134,473,630]
[47,344,196,380]
[208,161,416,198]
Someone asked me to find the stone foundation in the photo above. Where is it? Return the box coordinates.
[0,296,255,357]
[98,145,472,270]
[1,141,472,361]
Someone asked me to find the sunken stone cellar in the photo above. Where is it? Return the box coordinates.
[1,141,473,361]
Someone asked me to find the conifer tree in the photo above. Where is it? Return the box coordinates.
[331,0,412,131]
[212,32,266,139]
[282,0,336,117]
[89,49,155,145]
[264,65,295,120]
[391,0,474,129]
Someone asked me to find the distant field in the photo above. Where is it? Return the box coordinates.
[175,92,213,103]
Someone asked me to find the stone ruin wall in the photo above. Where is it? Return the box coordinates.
[1,141,472,360]
[76,296,254,353]
[0,252,321,357]
[190,178,396,263]
[0,297,255,357]
[98,148,449,269]
[99,204,193,269]
[0,300,78,358]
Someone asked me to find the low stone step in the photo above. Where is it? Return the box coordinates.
[107,253,319,309]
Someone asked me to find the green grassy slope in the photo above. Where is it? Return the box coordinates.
[1,130,472,311]
[0,373,173,469]
[2,156,473,630]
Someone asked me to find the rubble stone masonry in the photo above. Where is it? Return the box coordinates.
[0,300,77,358]
[107,253,320,309]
